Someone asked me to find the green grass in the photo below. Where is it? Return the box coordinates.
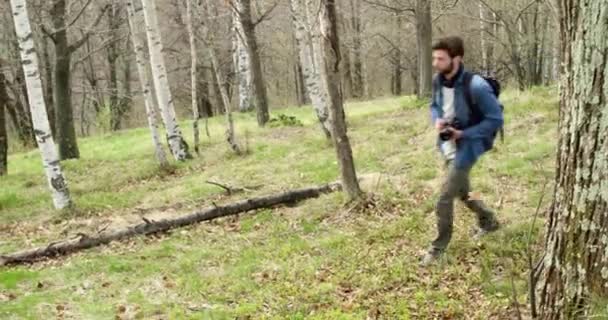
[2,87,604,319]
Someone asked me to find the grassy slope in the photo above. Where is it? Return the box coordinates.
[1,87,605,319]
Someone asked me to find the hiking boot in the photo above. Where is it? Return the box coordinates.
[420,247,444,266]
[472,221,501,241]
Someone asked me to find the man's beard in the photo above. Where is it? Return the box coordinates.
[440,60,455,75]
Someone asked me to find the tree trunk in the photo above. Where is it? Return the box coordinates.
[107,2,126,132]
[290,0,332,139]
[479,1,488,71]
[415,0,432,99]
[294,56,306,106]
[0,68,8,176]
[126,0,169,167]
[349,0,364,99]
[203,0,241,154]
[10,0,71,209]
[210,47,241,155]
[392,12,402,96]
[4,84,35,147]
[51,0,80,160]
[232,5,255,113]
[233,0,270,127]
[41,37,55,137]
[211,67,224,115]
[336,5,353,100]
[119,53,132,127]
[197,66,214,119]
[533,1,608,318]
[141,0,190,161]
[318,0,362,201]
[185,0,201,155]
[83,36,105,115]
[293,34,308,106]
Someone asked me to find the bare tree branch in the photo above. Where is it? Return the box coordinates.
[39,24,58,43]
[361,0,415,14]
[253,1,278,26]
[68,4,111,52]
[66,0,95,30]
[514,0,541,25]
[73,34,129,65]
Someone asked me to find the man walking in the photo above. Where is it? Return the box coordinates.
[422,36,503,265]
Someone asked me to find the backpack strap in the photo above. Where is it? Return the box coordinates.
[463,71,483,125]
[432,74,440,100]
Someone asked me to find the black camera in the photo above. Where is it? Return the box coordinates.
[439,118,462,141]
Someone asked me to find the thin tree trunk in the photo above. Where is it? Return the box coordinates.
[415,0,432,98]
[126,0,169,167]
[318,0,362,201]
[0,67,8,176]
[41,37,55,137]
[392,12,402,95]
[290,0,332,139]
[533,0,608,318]
[4,84,35,147]
[336,5,353,100]
[107,2,125,131]
[210,48,241,155]
[83,36,105,115]
[185,0,201,155]
[233,0,270,126]
[119,53,132,126]
[203,0,241,154]
[141,0,190,161]
[232,6,255,113]
[293,35,308,106]
[479,1,488,71]
[51,0,80,160]
[350,0,364,98]
[211,67,224,115]
[10,0,71,209]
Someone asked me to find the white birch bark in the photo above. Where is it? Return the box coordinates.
[10,0,71,209]
[232,7,254,113]
[290,0,331,138]
[185,0,201,155]
[126,0,168,167]
[140,0,190,161]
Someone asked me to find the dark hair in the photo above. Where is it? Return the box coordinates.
[432,36,465,58]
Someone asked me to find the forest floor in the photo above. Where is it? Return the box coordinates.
[2,87,605,319]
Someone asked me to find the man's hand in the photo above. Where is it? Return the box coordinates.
[448,128,463,141]
[435,119,447,132]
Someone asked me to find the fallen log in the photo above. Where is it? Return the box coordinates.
[0,182,341,266]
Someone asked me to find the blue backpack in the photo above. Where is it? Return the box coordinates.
[463,72,504,143]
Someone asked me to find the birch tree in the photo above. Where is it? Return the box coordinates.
[125,0,168,167]
[290,0,332,139]
[185,0,201,155]
[10,0,71,209]
[140,0,190,161]
[230,0,271,127]
[202,0,241,154]
[533,0,608,318]
[232,5,254,113]
[318,0,362,200]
